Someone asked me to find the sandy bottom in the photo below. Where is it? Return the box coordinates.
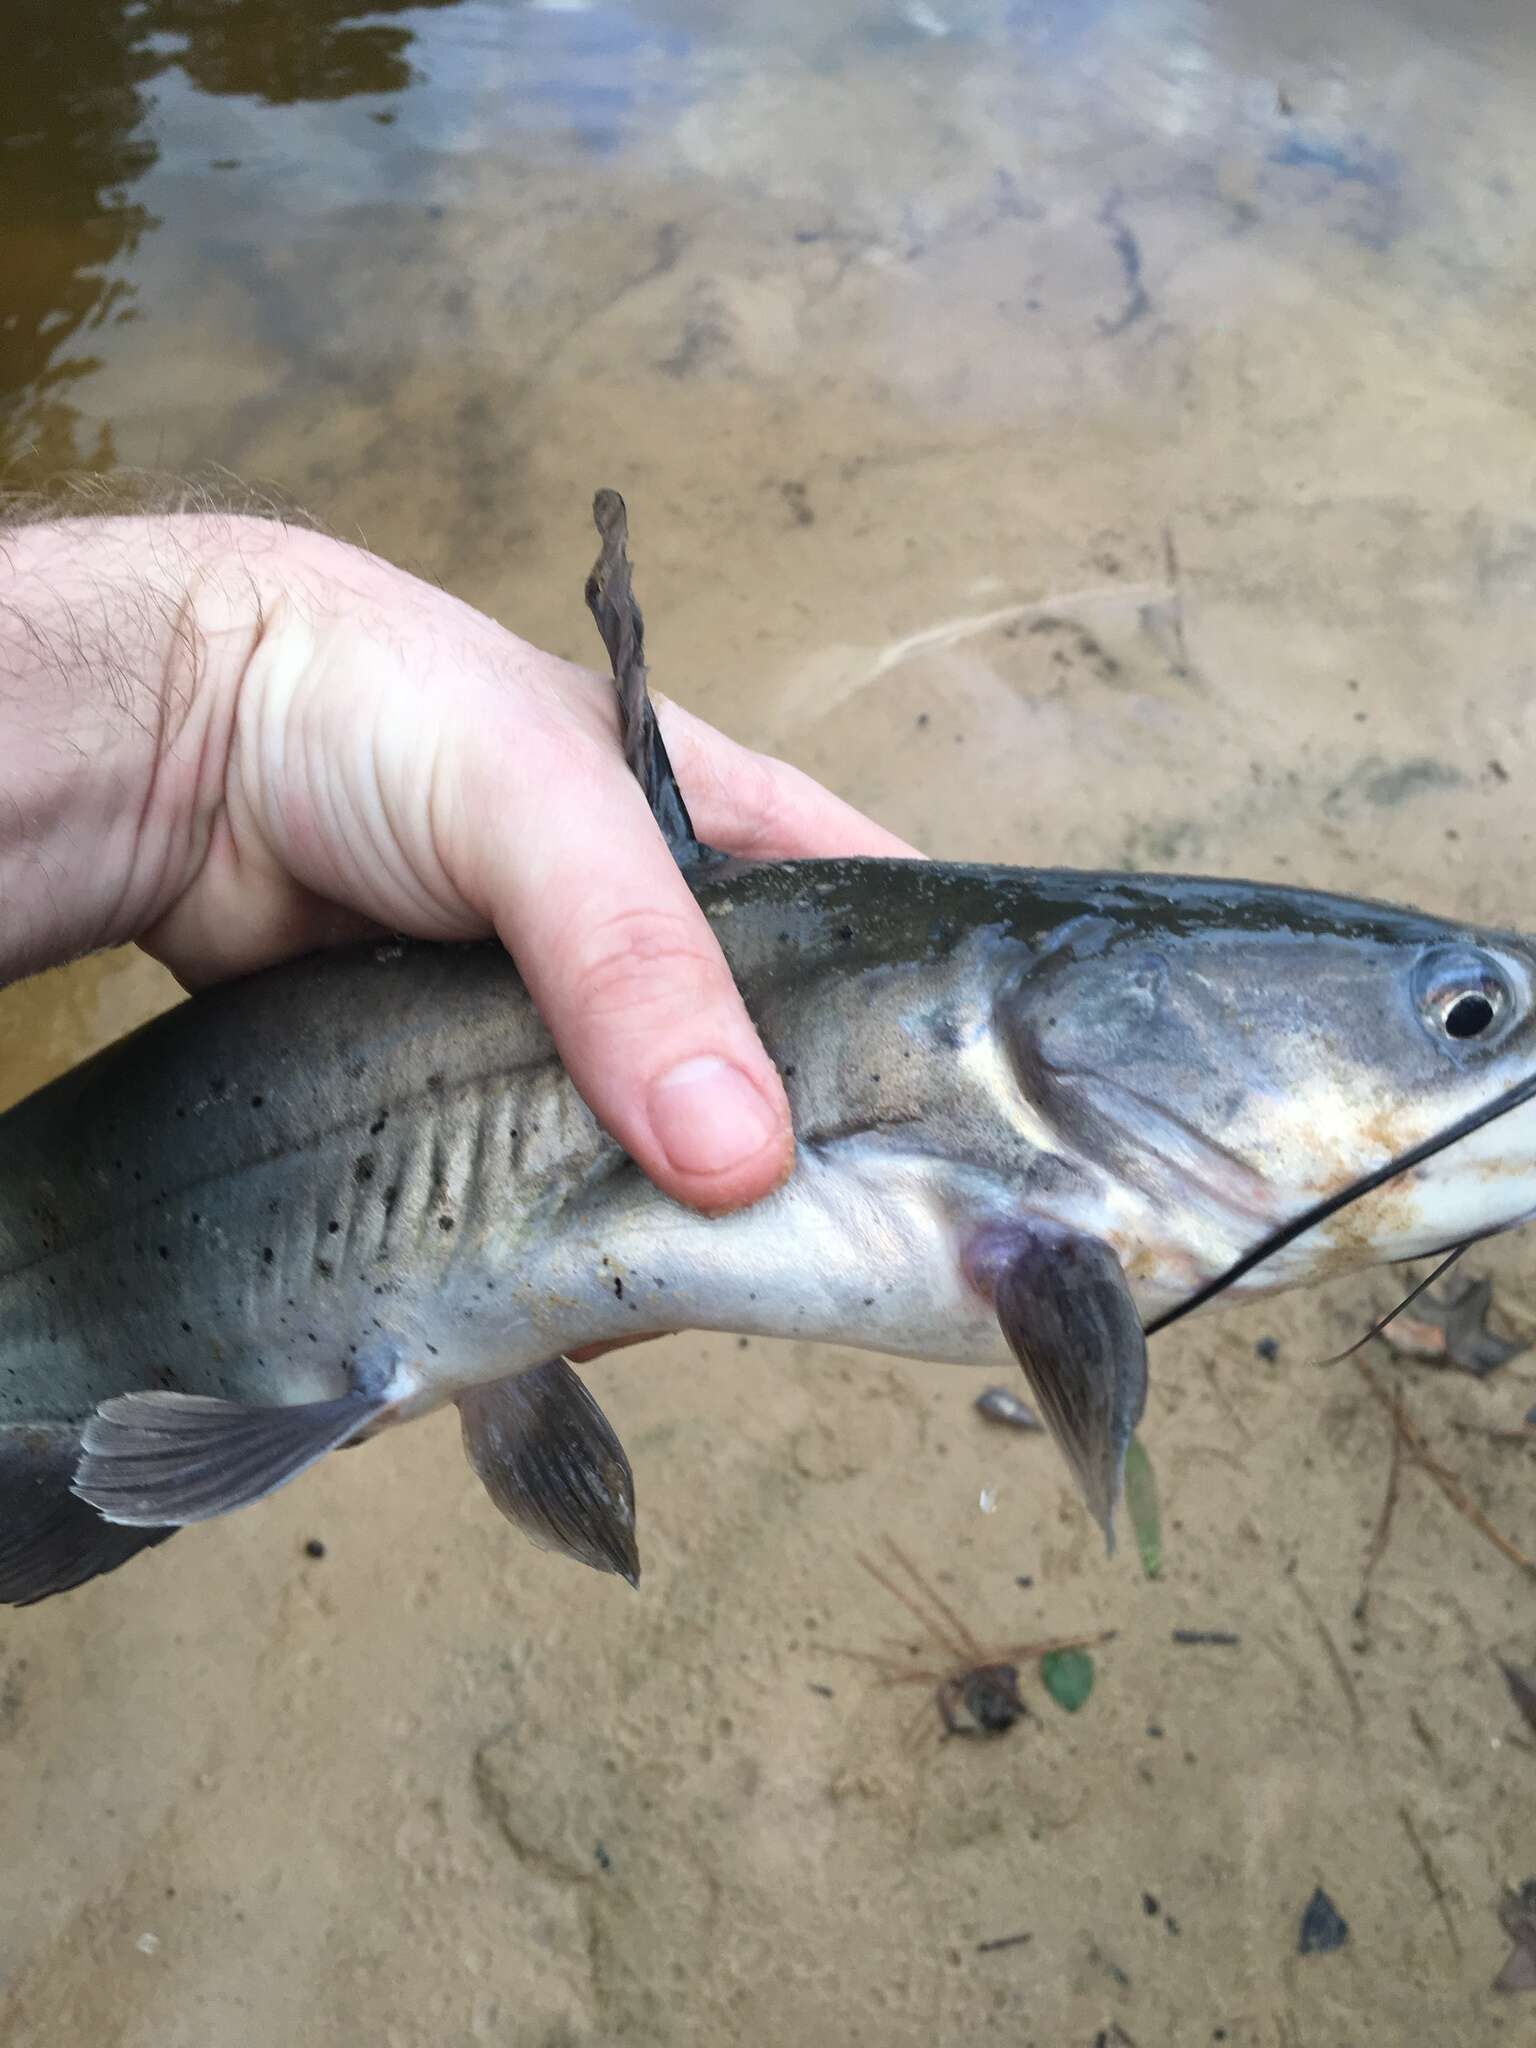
[4,1,1536,2041]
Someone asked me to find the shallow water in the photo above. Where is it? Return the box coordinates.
[4,3,1536,2042]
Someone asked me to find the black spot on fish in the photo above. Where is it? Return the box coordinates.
[181,1320,191,1333]
[250,1095,265,1109]
[304,1539,326,1559]
[838,926,854,944]
[210,1077,227,1096]
[158,1246,170,1260]
[316,1260,334,1279]
[425,1343,439,1357]
[438,1215,455,1232]
[613,1276,624,1299]
[355,1157,375,1185]
[783,1064,798,1079]
[369,1114,388,1135]
[383,1185,399,1211]
[426,1073,445,1095]
[263,1247,274,1265]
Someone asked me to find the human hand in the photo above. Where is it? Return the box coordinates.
[0,513,917,1213]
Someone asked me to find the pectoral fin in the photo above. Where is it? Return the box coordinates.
[72,1388,389,1526]
[979,1224,1148,1550]
[457,1358,640,1586]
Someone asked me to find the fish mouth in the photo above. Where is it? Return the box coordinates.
[1147,1063,1536,1337]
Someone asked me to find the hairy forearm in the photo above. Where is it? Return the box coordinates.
[0,515,264,982]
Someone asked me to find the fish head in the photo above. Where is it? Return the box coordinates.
[996,881,1536,1295]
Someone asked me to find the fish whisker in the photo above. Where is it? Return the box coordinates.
[1147,1064,1536,1336]
[1317,1242,1470,1367]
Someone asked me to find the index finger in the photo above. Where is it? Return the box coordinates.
[653,696,924,863]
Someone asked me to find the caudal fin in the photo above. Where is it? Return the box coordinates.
[0,1426,175,1606]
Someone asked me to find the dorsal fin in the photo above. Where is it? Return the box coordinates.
[584,488,711,867]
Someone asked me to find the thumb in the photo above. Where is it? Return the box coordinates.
[468,727,794,1215]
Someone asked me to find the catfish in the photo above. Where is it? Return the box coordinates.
[4,492,1536,1605]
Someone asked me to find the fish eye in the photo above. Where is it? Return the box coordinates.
[1412,946,1515,1050]
[1445,991,1495,1039]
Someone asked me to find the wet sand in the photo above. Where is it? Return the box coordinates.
[3,2,1536,2041]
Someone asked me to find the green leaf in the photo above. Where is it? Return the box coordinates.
[1039,1647,1095,1714]
[1123,1435,1162,1580]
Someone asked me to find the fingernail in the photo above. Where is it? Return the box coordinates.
[649,1056,784,1180]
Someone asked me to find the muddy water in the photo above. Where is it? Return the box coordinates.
[4,3,1536,2043]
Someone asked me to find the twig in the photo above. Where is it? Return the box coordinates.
[1397,1803,1462,1958]
[975,1931,1032,1955]
[1447,1420,1536,1449]
[1288,1573,1365,1734]
[1408,1705,1440,1758]
[1352,1355,1536,1578]
[1355,1383,1404,1626]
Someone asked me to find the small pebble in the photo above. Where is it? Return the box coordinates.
[304,1539,326,1560]
[1255,1337,1280,1362]
[136,1933,161,1956]
[975,1386,1042,1429]
[1298,1886,1349,1955]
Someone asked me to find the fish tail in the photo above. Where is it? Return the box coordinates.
[0,1424,175,1605]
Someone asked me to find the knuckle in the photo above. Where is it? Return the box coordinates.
[730,750,794,857]
[565,904,723,1025]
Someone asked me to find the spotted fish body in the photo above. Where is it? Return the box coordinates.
[5,495,1536,1605]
